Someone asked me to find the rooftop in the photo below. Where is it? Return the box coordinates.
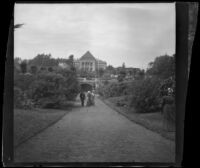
[79,51,96,61]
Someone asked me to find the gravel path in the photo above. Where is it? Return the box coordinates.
[14,97,175,162]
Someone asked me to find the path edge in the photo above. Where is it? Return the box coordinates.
[14,109,69,149]
[99,96,175,142]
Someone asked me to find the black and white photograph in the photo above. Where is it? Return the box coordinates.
[13,3,177,163]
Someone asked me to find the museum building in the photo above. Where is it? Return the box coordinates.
[74,51,107,71]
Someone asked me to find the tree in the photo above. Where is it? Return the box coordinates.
[106,65,116,75]
[68,54,76,71]
[40,67,46,72]
[56,68,80,100]
[14,57,22,74]
[30,65,38,74]
[69,54,74,63]
[48,67,53,72]
[122,62,126,69]
[148,62,154,69]
[99,68,105,78]
[146,54,175,80]
[130,77,162,113]
[20,61,27,73]
[118,69,126,82]
[137,69,145,80]
[29,53,57,67]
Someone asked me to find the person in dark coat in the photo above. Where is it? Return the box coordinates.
[80,91,85,107]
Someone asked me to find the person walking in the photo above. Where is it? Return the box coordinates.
[91,90,95,105]
[86,91,92,106]
[80,91,85,107]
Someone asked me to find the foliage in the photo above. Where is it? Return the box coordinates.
[14,55,80,109]
[134,69,145,80]
[130,77,162,113]
[163,103,175,131]
[28,54,58,67]
[30,65,38,74]
[14,87,24,108]
[106,65,116,75]
[20,61,27,73]
[159,77,175,97]
[48,67,53,72]
[98,68,105,78]
[54,68,80,101]
[98,81,132,98]
[122,62,126,69]
[68,54,76,71]
[117,69,126,82]
[14,73,36,91]
[146,55,175,80]
[14,86,34,109]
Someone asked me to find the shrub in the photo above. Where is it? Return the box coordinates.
[14,87,23,108]
[14,57,80,109]
[14,87,34,109]
[28,71,79,108]
[29,72,66,108]
[35,96,65,109]
[130,77,161,113]
[97,81,133,98]
[14,73,35,91]
[163,103,175,131]
[56,68,80,101]
[20,61,27,73]
[30,65,38,74]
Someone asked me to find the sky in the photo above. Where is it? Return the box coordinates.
[14,3,175,69]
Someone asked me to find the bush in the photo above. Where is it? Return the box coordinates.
[14,58,80,109]
[14,87,34,109]
[35,96,65,109]
[28,71,79,108]
[98,81,133,98]
[29,72,66,108]
[130,77,161,113]
[14,73,35,91]
[56,68,80,101]
[163,103,175,131]
[14,87,23,108]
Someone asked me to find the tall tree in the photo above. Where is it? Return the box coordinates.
[122,62,126,69]
[106,65,116,75]
[29,53,57,67]
[99,68,105,78]
[68,54,76,71]
[118,70,126,82]
[30,65,38,74]
[20,61,27,73]
[146,54,175,79]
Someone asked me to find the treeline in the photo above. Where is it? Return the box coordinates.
[98,54,175,121]
[14,54,80,109]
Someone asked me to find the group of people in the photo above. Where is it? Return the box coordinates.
[79,90,95,107]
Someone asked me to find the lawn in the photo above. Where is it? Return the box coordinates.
[14,108,68,147]
[101,96,175,141]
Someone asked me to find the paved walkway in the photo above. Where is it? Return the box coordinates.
[14,97,175,162]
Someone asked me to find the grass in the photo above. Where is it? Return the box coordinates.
[100,96,175,141]
[14,108,68,148]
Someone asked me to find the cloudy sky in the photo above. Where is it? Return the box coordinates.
[14,3,175,69]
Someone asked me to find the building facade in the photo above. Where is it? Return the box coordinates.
[74,51,107,71]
